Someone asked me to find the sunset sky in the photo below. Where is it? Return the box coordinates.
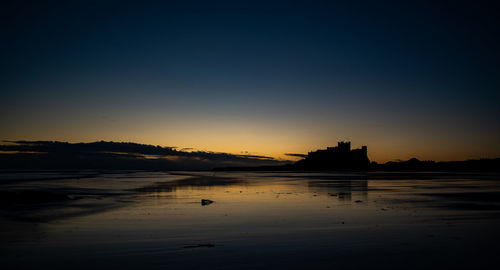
[1,0,499,162]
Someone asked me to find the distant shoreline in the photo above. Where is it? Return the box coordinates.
[214,157,500,172]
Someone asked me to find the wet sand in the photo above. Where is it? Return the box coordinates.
[1,171,500,269]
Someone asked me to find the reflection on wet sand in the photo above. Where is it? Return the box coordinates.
[1,171,500,269]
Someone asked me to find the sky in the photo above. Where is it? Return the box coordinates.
[1,0,499,162]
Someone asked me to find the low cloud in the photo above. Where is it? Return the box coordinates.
[0,141,288,170]
[285,153,307,158]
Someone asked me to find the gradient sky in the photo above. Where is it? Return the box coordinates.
[1,0,499,162]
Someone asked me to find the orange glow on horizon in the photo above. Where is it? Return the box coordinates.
[1,116,499,163]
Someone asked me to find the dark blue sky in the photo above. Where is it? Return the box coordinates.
[1,0,499,161]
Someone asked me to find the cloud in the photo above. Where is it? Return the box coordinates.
[285,153,307,158]
[0,141,288,170]
[238,154,275,160]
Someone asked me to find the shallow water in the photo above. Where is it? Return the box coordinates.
[1,171,500,269]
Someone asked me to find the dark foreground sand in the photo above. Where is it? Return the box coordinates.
[1,171,500,269]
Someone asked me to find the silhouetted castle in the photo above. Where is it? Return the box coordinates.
[294,141,370,170]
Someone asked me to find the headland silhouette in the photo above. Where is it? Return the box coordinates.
[0,140,498,171]
[216,141,500,172]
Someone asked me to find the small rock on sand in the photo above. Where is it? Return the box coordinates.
[201,199,214,206]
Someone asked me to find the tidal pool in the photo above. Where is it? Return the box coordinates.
[1,171,500,269]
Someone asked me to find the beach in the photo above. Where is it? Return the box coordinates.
[1,171,500,269]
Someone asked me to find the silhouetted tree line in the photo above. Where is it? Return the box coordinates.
[370,157,500,172]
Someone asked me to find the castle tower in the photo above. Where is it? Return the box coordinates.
[337,141,351,152]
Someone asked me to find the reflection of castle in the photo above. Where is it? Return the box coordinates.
[295,141,370,170]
